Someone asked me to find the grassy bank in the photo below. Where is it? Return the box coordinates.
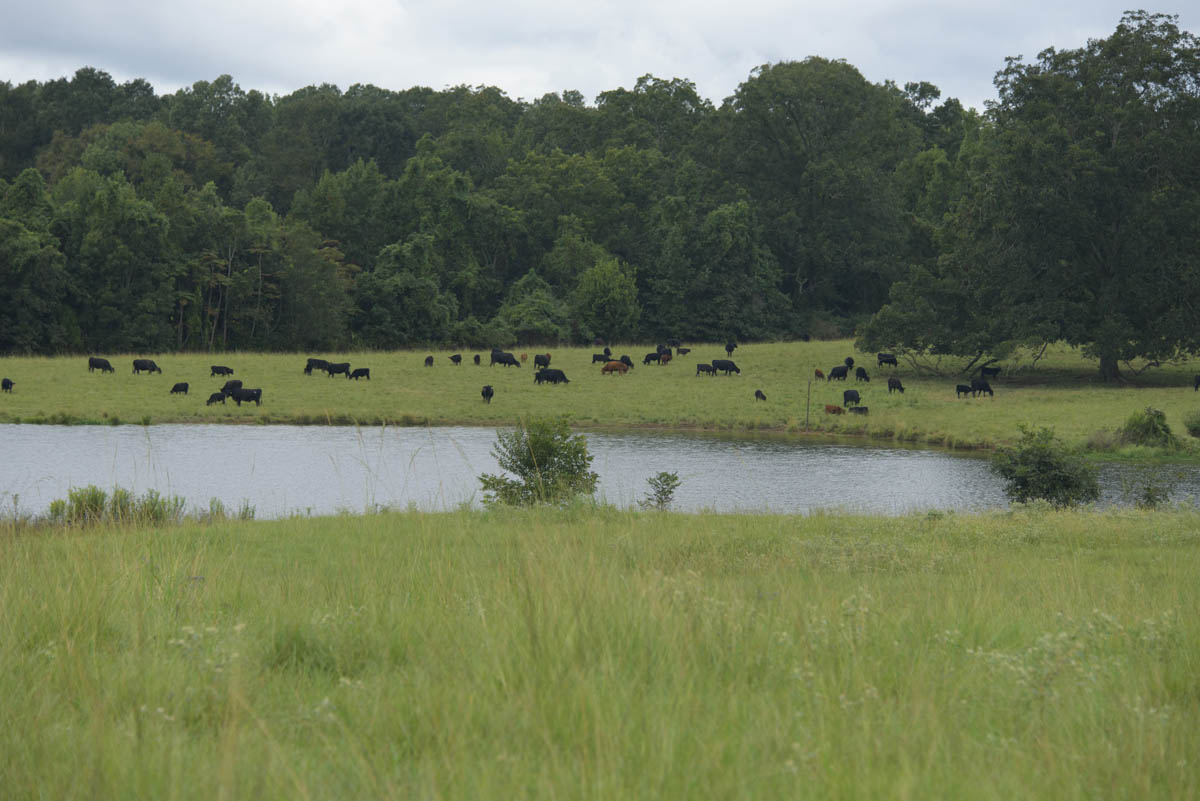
[2,342,1199,453]
[1,506,1196,799]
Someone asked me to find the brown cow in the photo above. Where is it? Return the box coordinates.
[520,353,528,363]
[815,368,825,380]
[824,404,845,415]
[660,352,673,366]
[601,361,629,375]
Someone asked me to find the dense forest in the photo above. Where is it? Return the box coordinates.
[1,11,1197,378]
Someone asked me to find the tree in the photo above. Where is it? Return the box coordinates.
[568,255,640,343]
[491,269,570,345]
[479,416,598,506]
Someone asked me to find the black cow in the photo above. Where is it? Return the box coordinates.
[855,367,870,382]
[220,379,243,397]
[725,341,737,357]
[424,355,434,367]
[643,352,661,365]
[603,347,612,358]
[206,392,225,405]
[712,359,740,375]
[828,365,849,381]
[1,378,11,393]
[849,406,869,415]
[491,351,520,367]
[666,338,681,349]
[326,362,351,378]
[888,378,905,394]
[481,385,494,404]
[534,353,551,369]
[534,368,569,385]
[971,379,993,397]
[229,388,262,406]
[474,354,481,365]
[956,384,973,398]
[878,353,898,368]
[304,358,329,375]
[449,354,462,365]
[1194,374,1200,391]
[210,365,234,377]
[656,344,670,356]
[697,363,716,376]
[980,366,1002,379]
[132,359,161,374]
[592,353,611,364]
[350,368,370,380]
[845,357,855,368]
[619,355,635,370]
[676,347,691,356]
[170,382,188,395]
[843,389,862,407]
[754,389,767,402]
[88,357,114,373]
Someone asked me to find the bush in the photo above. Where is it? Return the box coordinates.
[479,417,599,506]
[639,471,681,511]
[991,426,1100,507]
[1118,407,1178,448]
[1182,410,1200,439]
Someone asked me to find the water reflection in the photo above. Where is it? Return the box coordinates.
[1,424,1196,519]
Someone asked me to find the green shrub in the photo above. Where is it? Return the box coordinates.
[991,426,1100,507]
[479,416,598,506]
[1118,407,1177,448]
[639,471,681,511]
[1182,410,1200,439]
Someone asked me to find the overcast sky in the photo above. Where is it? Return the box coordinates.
[1,2,1193,111]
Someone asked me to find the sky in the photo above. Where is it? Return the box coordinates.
[1,2,1193,111]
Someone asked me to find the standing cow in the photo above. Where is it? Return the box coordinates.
[481,385,494,404]
[888,378,905,394]
[754,389,767,402]
[169,382,189,395]
[132,359,161,374]
[88,357,115,373]
[877,353,898,367]
[1,378,12,393]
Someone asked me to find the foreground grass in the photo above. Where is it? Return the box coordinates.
[1,506,1197,799]
[2,342,1200,453]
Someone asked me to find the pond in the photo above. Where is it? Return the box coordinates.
[2,424,1196,519]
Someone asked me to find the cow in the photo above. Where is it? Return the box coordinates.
[659,352,673,366]
[971,379,993,397]
[696,363,716,376]
[220,379,243,397]
[534,368,569,385]
[132,359,161,374]
[643,352,661,365]
[603,347,612,358]
[304,358,329,375]
[602,361,629,375]
[814,368,825,380]
[169,382,188,395]
[620,355,634,370]
[424,355,434,367]
[754,389,767,402]
[849,406,869,415]
[844,357,855,368]
[878,353,898,368]
[1194,374,1200,391]
[1,378,12,393]
[956,384,973,398]
[534,353,551,369]
[229,388,262,406]
[592,353,611,364]
[656,344,670,356]
[824,404,844,415]
[725,341,737,357]
[206,392,226,405]
[520,353,528,363]
[676,347,691,356]
[491,351,520,368]
[449,354,462,365]
[888,378,905,394]
[843,389,862,407]
[474,354,481,365]
[712,359,740,375]
[482,385,494,404]
[666,338,682,349]
[828,365,849,381]
[88,357,115,373]
[350,368,370,380]
[980,366,1002,379]
[855,367,870,382]
[210,365,234,377]
[326,362,351,378]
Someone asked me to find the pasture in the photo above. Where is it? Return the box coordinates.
[2,341,1200,453]
[1,505,1196,799]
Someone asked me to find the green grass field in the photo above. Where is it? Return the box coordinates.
[1,505,1196,799]
[2,341,1199,454]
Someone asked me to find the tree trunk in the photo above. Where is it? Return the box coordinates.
[1099,354,1122,382]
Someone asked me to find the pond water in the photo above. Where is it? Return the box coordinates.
[2,424,1197,519]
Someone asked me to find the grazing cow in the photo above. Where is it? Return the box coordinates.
[304,358,329,375]
[169,382,189,395]
[843,389,862,407]
[206,392,225,405]
[824,404,844,415]
[474,354,481,365]
[326,362,351,378]
[592,353,611,364]
[1,378,12,393]
[210,365,234,377]
[619,355,635,370]
[220,379,243,397]
[980,366,1002,379]
[1194,374,1200,391]
[696,363,716,376]
[754,389,767,402]
[845,357,855,368]
[828,365,849,381]
[643,352,661,365]
[888,378,905,394]
[481,385,494,404]
[878,353,898,368]
[132,359,161,374]
[725,341,737,357]
[602,361,629,375]
[450,354,462,365]
[849,406,869,415]
[659,352,673,366]
[956,384,973,398]
[676,347,691,356]
[855,367,870,382]
[229,388,262,406]
[350,368,370,380]
[814,368,825,380]
[88,357,115,373]
[491,351,520,367]
[971,379,993,397]
[534,353,551,369]
[712,359,740,375]
[666,338,681,349]
[424,355,434,367]
[534,368,569,385]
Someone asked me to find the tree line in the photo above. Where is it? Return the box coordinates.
[2,11,1197,379]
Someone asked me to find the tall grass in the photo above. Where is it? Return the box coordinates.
[1,505,1196,799]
